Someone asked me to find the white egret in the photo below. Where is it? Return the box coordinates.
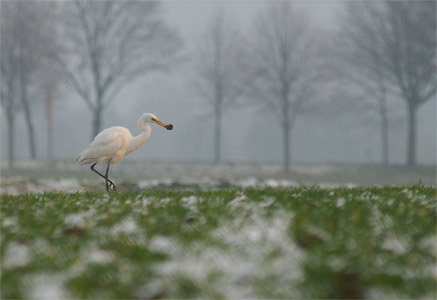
[74,113,173,192]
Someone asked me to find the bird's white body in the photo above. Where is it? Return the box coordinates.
[74,125,151,165]
[74,113,172,192]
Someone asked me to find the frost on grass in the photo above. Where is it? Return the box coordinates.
[381,235,409,255]
[291,164,337,176]
[64,210,95,228]
[0,177,83,194]
[3,242,30,270]
[86,248,114,264]
[133,278,165,300]
[2,217,18,230]
[153,195,302,298]
[259,196,275,208]
[318,182,358,188]
[2,161,435,194]
[149,235,174,254]
[336,197,346,207]
[264,178,299,187]
[111,217,138,235]
[1,187,435,299]
[138,179,161,189]
[237,177,257,188]
[181,195,198,208]
[229,193,246,207]
[25,273,70,299]
[41,178,82,192]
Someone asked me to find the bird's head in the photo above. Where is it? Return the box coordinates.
[139,113,173,130]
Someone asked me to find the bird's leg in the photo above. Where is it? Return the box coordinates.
[90,163,116,191]
[90,163,115,189]
[105,162,116,192]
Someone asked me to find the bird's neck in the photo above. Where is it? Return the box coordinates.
[126,124,151,155]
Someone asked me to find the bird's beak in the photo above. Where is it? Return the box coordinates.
[153,118,173,130]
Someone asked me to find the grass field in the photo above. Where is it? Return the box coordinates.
[1,186,436,299]
[1,161,436,194]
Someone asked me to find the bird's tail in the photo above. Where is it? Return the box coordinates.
[74,151,87,164]
[74,149,95,165]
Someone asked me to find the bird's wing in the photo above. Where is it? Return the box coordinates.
[75,127,130,164]
[88,127,127,148]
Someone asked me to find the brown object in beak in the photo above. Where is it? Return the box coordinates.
[154,118,173,130]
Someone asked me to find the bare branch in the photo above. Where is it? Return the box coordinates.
[54,1,182,135]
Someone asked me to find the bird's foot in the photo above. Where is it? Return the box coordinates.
[106,180,116,192]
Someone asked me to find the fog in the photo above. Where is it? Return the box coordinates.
[1,1,436,166]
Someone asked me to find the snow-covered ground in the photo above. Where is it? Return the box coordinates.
[3,188,435,299]
[1,160,435,194]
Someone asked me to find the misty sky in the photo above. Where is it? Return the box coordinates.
[1,1,436,165]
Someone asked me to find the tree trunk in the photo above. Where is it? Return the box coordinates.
[376,63,389,166]
[21,84,36,159]
[46,87,54,160]
[282,122,290,173]
[407,102,417,167]
[214,108,221,164]
[6,111,15,169]
[380,97,389,166]
[92,107,102,140]
[91,91,105,139]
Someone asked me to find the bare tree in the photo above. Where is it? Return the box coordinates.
[44,77,61,161]
[35,58,63,162]
[1,1,50,160]
[345,1,436,166]
[1,1,52,164]
[248,2,321,172]
[384,1,436,166]
[192,10,247,163]
[1,2,20,168]
[37,3,63,161]
[54,0,182,138]
[335,2,402,165]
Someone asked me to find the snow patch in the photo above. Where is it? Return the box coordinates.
[181,195,198,208]
[141,197,153,206]
[138,179,160,189]
[318,182,358,188]
[26,274,69,299]
[41,178,82,192]
[382,236,408,255]
[87,249,114,264]
[237,177,257,188]
[229,193,246,207]
[3,242,30,270]
[259,196,275,208]
[149,236,174,253]
[336,197,346,207]
[264,178,299,188]
[64,210,95,228]
[2,217,18,228]
[154,209,301,298]
[291,165,336,176]
[159,197,172,205]
[111,217,138,234]
[133,279,164,299]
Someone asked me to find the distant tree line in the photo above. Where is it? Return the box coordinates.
[1,1,435,170]
[1,0,181,168]
[336,1,436,167]
[1,1,58,168]
[192,1,435,170]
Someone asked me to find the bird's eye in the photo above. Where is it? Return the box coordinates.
[151,118,156,122]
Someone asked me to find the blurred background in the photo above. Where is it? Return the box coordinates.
[1,0,436,192]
